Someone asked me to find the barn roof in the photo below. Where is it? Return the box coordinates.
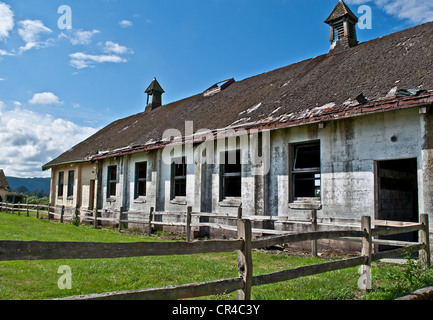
[0,170,10,191]
[43,20,433,170]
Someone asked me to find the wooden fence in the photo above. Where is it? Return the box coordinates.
[0,212,430,300]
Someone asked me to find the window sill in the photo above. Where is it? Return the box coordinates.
[219,197,242,207]
[133,197,147,204]
[170,196,187,205]
[289,197,322,210]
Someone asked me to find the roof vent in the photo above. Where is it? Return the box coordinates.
[145,77,165,111]
[325,0,359,54]
[203,78,235,97]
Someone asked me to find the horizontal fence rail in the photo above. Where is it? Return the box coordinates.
[0,239,244,261]
[0,210,430,300]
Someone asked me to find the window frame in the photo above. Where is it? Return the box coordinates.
[57,172,64,198]
[134,162,147,199]
[67,170,74,198]
[220,149,242,200]
[107,165,117,198]
[290,142,321,201]
[171,157,187,199]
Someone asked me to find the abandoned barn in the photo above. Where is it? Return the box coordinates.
[43,1,433,249]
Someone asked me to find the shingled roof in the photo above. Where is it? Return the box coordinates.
[0,170,10,191]
[325,0,359,23]
[43,21,433,170]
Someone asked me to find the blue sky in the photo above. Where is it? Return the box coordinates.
[0,0,432,177]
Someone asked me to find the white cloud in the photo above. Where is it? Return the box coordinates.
[119,20,133,28]
[0,102,97,177]
[29,92,63,105]
[68,29,100,45]
[346,0,433,24]
[17,20,52,53]
[69,52,128,69]
[102,41,133,55]
[0,2,14,41]
[69,41,133,69]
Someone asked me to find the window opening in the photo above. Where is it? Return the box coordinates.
[107,166,117,197]
[292,143,321,199]
[67,170,74,198]
[221,150,242,199]
[172,157,187,198]
[135,162,147,198]
[58,172,64,197]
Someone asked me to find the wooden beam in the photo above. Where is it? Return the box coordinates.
[60,277,244,300]
[237,219,252,300]
[0,239,243,261]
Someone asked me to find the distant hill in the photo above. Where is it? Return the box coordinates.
[6,177,51,194]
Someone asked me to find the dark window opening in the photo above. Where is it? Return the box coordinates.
[135,162,147,198]
[67,170,74,198]
[58,172,64,197]
[172,157,187,198]
[292,143,321,199]
[221,150,242,199]
[107,166,117,197]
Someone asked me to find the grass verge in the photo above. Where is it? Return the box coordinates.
[0,211,432,300]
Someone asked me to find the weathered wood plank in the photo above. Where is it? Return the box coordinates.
[419,214,431,268]
[237,219,252,300]
[59,277,244,300]
[0,239,243,261]
[373,220,421,227]
[252,256,368,286]
[251,230,367,249]
[371,225,422,237]
[371,243,426,262]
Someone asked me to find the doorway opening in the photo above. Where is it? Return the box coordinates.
[375,158,419,252]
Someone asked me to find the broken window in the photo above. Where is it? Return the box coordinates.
[220,150,242,199]
[107,166,117,197]
[67,170,74,198]
[171,157,187,198]
[135,162,147,198]
[291,142,321,199]
[58,172,64,197]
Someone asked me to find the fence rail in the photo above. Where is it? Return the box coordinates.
[0,211,430,300]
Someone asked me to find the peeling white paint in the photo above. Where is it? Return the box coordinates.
[239,102,262,116]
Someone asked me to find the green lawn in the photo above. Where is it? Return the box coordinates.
[0,211,432,300]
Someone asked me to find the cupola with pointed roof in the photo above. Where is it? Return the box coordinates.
[325,0,359,53]
[145,77,165,110]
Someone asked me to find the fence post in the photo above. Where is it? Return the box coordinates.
[36,204,39,219]
[118,207,124,232]
[237,219,253,300]
[360,216,372,292]
[420,214,431,268]
[311,209,318,258]
[74,205,79,224]
[186,206,192,242]
[148,207,154,236]
[93,208,98,229]
[26,200,29,217]
[237,206,243,219]
[60,206,65,223]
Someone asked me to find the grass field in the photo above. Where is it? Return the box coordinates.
[0,211,432,300]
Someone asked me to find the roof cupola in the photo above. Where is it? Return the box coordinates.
[325,0,359,53]
[145,77,165,110]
